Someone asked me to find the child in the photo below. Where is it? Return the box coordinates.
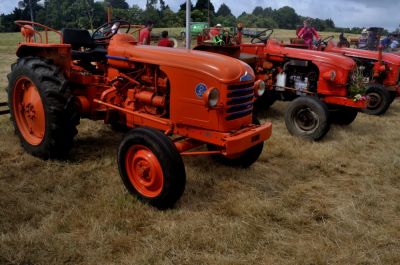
[297,19,320,49]
[158,31,174,47]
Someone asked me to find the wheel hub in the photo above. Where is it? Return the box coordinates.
[13,77,46,145]
[294,108,319,132]
[367,92,381,109]
[125,145,164,198]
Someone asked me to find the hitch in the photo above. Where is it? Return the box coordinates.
[0,102,9,115]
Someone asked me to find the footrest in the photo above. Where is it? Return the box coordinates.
[0,102,10,115]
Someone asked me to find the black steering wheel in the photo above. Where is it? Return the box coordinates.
[92,20,131,41]
[251,29,274,44]
[316,35,334,47]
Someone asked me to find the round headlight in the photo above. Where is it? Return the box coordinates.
[322,70,337,82]
[254,80,266,97]
[203,87,220,108]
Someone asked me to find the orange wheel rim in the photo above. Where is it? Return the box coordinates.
[125,145,164,198]
[13,77,46,146]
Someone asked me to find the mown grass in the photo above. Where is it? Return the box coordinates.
[0,29,399,265]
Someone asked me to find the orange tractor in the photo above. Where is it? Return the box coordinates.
[195,28,369,141]
[6,20,272,208]
[287,36,400,115]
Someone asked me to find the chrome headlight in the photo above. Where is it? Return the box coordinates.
[254,80,266,97]
[203,87,220,108]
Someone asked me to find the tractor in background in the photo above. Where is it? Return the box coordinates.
[195,28,368,141]
[7,20,271,209]
[287,35,400,115]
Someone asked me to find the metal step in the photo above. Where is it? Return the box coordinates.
[0,102,9,115]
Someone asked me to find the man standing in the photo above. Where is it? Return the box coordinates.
[234,23,244,45]
[297,19,320,49]
[358,29,368,49]
[139,21,154,45]
[209,24,223,39]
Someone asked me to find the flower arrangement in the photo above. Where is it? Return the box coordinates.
[349,66,368,98]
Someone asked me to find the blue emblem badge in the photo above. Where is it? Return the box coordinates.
[195,83,207,98]
[240,71,253,82]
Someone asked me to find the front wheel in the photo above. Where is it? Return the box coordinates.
[330,107,358,125]
[118,127,186,209]
[362,84,391,115]
[285,97,330,141]
[389,91,397,103]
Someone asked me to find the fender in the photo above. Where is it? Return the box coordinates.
[16,43,72,76]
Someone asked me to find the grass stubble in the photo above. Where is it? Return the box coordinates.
[0,31,399,265]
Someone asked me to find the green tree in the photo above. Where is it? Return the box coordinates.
[216,3,232,17]
[252,6,263,16]
[273,6,299,29]
[106,0,129,9]
[195,0,215,13]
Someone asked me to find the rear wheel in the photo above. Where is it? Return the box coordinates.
[330,107,358,125]
[208,117,264,168]
[7,57,79,159]
[118,127,186,209]
[362,84,391,115]
[285,97,330,141]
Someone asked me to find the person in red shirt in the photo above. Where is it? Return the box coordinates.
[158,31,174,47]
[139,21,154,45]
[297,19,320,49]
[209,24,222,39]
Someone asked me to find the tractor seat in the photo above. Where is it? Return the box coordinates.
[239,53,257,65]
[62,28,107,61]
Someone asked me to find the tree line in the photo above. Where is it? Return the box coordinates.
[0,0,371,34]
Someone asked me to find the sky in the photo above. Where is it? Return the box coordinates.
[1,0,399,31]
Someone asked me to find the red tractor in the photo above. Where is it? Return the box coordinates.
[6,21,272,209]
[195,29,368,141]
[288,36,400,115]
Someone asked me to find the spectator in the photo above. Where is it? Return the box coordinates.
[390,39,399,49]
[381,34,393,48]
[297,19,320,49]
[234,22,244,45]
[139,21,154,45]
[337,32,350,48]
[358,28,368,49]
[158,31,174,47]
[209,24,222,39]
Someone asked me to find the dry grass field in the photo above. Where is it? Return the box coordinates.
[0,30,399,265]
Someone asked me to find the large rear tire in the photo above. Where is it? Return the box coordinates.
[285,97,330,141]
[7,57,79,159]
[118,127,186,209]
[362,84,391,115]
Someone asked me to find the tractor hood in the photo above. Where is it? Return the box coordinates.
[325,43,400,65]
[267,40,355,70]
[107,34,253,83]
